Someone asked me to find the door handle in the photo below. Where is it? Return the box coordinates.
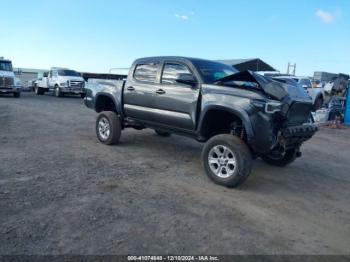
[156,89,166,95]
[127,86,135,91]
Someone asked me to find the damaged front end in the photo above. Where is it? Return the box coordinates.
[216,71,318,156]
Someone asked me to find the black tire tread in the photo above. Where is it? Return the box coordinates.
[96,111,121,145]
[202,134,252,188]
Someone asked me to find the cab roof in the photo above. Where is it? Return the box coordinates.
[134,56,227,65]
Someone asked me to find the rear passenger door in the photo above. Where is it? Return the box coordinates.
[123,62,160,121]
[152,62,200,130]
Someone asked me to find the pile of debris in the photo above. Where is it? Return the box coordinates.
[312,96,347,128]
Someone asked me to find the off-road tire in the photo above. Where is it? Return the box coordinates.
[13,92,21,98]
[96,111,121,145]
[262,148,297,167]
[202,134,252,188]
[155,130,171,137]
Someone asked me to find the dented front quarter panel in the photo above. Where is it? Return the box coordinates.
[200,84,278,153]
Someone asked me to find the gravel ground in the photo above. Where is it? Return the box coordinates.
[0,92,350,255]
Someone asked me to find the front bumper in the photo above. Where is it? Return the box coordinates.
[249,111,318,154]
[60,87,84,94]
[0,86,22,93]
[279,124,318,149]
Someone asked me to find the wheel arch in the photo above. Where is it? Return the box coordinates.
[94,92,119,114]
[197,105,254,141]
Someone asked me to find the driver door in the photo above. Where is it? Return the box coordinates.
[152,61,200,130]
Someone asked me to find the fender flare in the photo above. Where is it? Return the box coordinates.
[197,105,254,141]
[94,92,120,114]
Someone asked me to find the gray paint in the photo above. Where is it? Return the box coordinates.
[84,56,316,155]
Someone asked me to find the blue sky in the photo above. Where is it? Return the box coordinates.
[1,0,349,76]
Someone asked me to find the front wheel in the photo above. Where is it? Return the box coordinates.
[202,134,252,188]
[96,111,121,145]
[54,86,62,97]
[13,92,21,98]
[34,86,44,95]
[261,148,297,167]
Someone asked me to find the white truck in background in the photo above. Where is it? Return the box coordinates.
[0,57,22,97]
[34,67,85,97]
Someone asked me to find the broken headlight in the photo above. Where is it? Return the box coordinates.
[251,100,282,114]
[265,101,282,114]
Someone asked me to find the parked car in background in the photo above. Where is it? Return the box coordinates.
[84,56,317,188]
[273,76,325,111]
[0,57,22,97]
[33,67,85,97]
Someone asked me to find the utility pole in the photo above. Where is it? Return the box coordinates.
[287,63,296,76]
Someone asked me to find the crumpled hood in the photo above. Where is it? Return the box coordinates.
[216,70,312,103]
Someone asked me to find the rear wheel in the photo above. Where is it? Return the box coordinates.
[155,130,171,137]
[96,111,121,145]
[262,148,297,167]
[202,134,252,188]
[13,92,21,98]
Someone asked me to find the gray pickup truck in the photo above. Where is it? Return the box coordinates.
[84,56,317,187]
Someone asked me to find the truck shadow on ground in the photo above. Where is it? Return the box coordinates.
[104,129,336,195]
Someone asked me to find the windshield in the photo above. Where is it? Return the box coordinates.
[192,60,238,83]
[58,70,81,77]
[273,77,299,86]
[0,61,13,71]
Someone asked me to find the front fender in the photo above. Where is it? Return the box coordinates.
[197,104,254,142]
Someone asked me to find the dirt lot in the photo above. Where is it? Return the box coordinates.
[0,92,350,255]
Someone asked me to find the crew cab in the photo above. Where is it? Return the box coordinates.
[84,57,317,187]
[0,57,21,97]
[34,67,85,97]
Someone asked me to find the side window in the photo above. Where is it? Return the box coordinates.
[133,63,159,83]
[161,63,193,84]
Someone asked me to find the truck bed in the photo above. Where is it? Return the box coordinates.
[84,79,126,112]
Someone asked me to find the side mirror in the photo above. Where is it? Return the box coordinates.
[175,73,197,86]
[43,72,48,77]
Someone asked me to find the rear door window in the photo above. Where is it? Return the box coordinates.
[133,63,159,83]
